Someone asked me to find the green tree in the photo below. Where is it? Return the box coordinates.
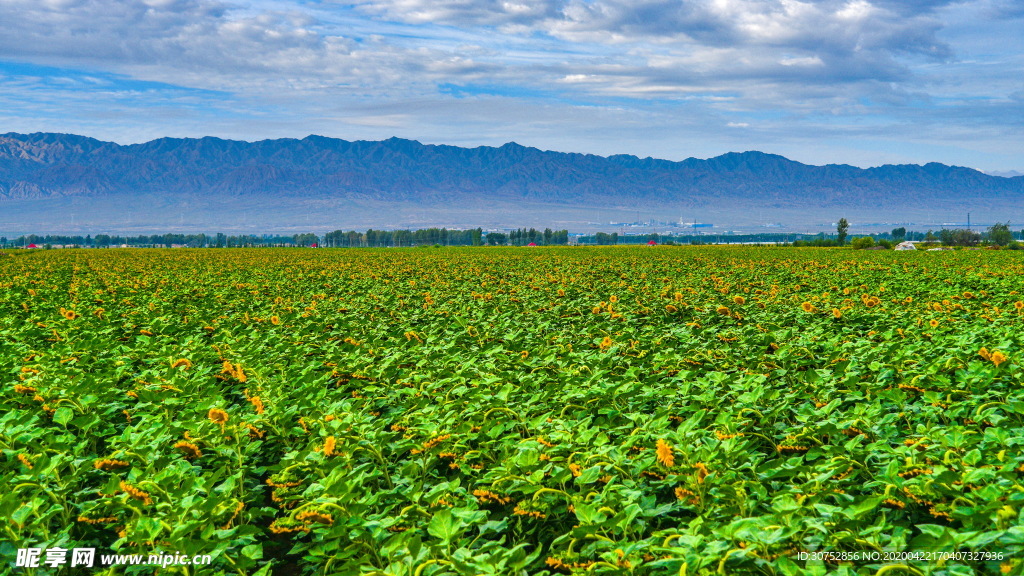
[837,218,849,245]
[851,236,876,249]
[952,229,981,246]
[942,228,980,246]
[891,227,906,242]
[987,222,1013,246]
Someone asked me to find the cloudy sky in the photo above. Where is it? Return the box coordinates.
[0,0,1021,172]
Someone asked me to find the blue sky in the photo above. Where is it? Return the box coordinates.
[0,0,1021,172]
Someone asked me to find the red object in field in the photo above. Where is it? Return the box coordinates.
[527,242,537,246]
[311,243,318,248]
[647,240,657,245]
[27,243,38,248]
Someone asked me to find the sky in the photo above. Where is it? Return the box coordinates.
[0,0,1021,173]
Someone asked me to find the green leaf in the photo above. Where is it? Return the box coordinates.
[577,465,602,484]
[53,406,74,425]
[775,556,803,576]
[428,509,463,544]
[842,496,886,520]
[574,503,601,524]
[241,544,263,560]
[12,504,34,527]
[773,495,802,513]
[916,524,947,539]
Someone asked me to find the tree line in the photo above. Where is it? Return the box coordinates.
[1,227,571,249]
[316,227,572,247]
[6,223,1022,250]
[0,233,317,248]
[816,221,1023,249]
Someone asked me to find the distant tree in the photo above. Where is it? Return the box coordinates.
[836,218,849,245]
[952,228,981,246]
[891,227,906,242]
[486,232,508,246]
[924,230,938,243]
[942,228,980,246]
[987,222,1013,246]
[293,233,319,247]
[393,229,412,247]
[851,236,875,249]
[193,234,208,247]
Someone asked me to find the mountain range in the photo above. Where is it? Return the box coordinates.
[1,132,1021,234]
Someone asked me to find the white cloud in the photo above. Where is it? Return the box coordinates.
[349,0,563,27]
[779,55,824,66]
[0,0,960,97]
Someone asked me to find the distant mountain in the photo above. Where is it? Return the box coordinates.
[1,132,1021,234]
[987,170,1024,178]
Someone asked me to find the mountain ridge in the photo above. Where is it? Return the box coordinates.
[1,132,1022,233]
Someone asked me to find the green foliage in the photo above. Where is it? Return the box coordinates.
[987,222,1014,246]
[792,237,839,247]
[485,232,508,246]
[836,218,849,245]
[2,247,1022,575]
[851,236,876,249]
[940,228,982,247]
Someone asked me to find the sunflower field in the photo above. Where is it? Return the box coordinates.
[2,246,1023,575]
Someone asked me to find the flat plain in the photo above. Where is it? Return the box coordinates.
[3,246,1022,575]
